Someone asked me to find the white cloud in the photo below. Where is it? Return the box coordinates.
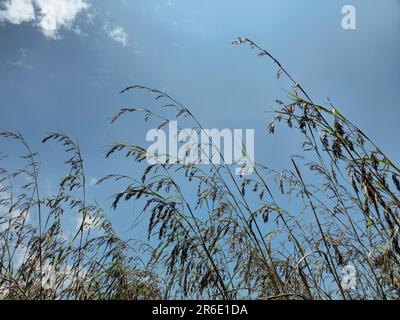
[105,24,128,46]
[6,48,33,69]
[0,0,35,24]
[35,0,89,39]
[38,259,86,292]
[0,0,89,39]
[13,243,28,267]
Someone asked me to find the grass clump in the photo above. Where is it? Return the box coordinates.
[1,38,399,300]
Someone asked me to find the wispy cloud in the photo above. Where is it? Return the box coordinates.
[6,48,33,68]
[1,1,132,47]
[0,0,90,39]
[105,24,128,46]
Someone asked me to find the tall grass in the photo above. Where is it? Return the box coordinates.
[1,38,399,300]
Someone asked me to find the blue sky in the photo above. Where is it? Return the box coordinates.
[1,0,399,238]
